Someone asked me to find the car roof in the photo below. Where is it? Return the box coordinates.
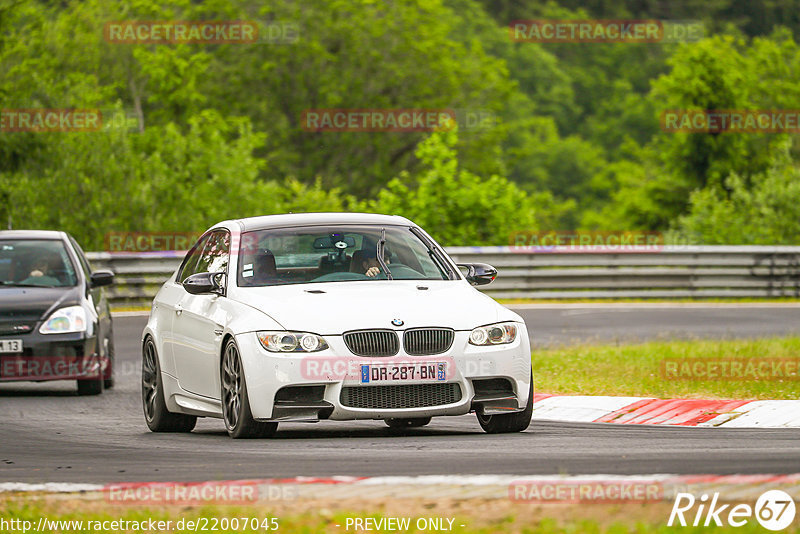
[228,212,416,232]
[0,230,67,240]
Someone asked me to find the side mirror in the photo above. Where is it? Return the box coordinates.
[457,263,497,286]
[90,270,115,288]
[183,272,224,295]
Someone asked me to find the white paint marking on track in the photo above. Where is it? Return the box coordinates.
[699,400,800,428]
[532,395,650,423]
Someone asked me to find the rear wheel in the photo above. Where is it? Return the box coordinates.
[142,337,197,432]
[476,376,533,434]
[221,339,278,439]
[385,417,431,429]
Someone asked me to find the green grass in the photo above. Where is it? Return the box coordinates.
[3,497,797,533]
[532,337,800,400]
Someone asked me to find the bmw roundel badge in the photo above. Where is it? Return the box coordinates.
[391,319,404,326]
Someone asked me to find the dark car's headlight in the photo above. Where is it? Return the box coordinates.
[39,305,88,334]
[257,331,329,352]
[469,322,518,346]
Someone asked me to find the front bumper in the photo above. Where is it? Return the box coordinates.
[236,329,532,421]
[0,331,104,382]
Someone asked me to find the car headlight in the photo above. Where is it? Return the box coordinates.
[257,331,329,353]
[469,322,518,346]
[39,305,87,334]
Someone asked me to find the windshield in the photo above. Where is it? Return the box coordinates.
[237,225,452,287]
[0,239,78,288]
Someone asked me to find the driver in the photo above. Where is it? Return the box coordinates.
[359,248,391,277]
[20,256,61,286]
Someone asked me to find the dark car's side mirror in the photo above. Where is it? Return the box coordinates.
[183,272,224,295]
[457,263,497,286]
[90,270,115,288]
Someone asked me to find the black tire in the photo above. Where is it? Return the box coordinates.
[142,337,197,432]
[221,339,278,439]
[103,336,115,390]
[476,375,534,434]
[77,376,103,396]
[385,417,431,429]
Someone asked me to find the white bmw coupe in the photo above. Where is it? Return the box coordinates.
[142,213,533,438]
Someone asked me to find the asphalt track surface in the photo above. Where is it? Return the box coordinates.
[1,306,799,483]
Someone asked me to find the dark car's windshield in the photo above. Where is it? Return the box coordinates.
[0,239,78,288]
[237,225,452,287]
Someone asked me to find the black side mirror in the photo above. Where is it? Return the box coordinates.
[90,270,115,288]
[457,263,497,286]
[183,272,224,295]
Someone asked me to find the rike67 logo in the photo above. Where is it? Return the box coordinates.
[669,490,796,531]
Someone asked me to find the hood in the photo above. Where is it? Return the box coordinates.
[0,285,81,322]
[232,280,518,334]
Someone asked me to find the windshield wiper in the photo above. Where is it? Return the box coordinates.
[377,228,393,280]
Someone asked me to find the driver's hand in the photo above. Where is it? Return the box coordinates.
[30,270,44,277]
[365,266,380,277]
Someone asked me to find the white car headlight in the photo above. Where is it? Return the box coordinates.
[39,305,87,334]
[469,322,518,346]
[257,331,329,353]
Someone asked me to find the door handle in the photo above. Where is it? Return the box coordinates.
[175,304,182,316]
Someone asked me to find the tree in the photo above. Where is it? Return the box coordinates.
[367,126,546,245]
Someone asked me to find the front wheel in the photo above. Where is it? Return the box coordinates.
[476,376,533,434]
[221,339,278,439]
[142,337,197,432]
[77,376,103,396]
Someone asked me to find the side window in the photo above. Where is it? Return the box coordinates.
[195,230,230,277]
[177,233,211,283]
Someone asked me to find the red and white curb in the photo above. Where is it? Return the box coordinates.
[532,394,800,427]
[1,474,799,502]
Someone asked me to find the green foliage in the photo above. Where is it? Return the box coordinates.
[368,127,543,245]
[1,0,798,247]
[0,109,352,249]
[676,158,800,245]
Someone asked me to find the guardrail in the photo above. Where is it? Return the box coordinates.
[86,246,800,308]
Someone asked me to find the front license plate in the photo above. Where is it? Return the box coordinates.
[0,339,22,353]
[360,362,446,383]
